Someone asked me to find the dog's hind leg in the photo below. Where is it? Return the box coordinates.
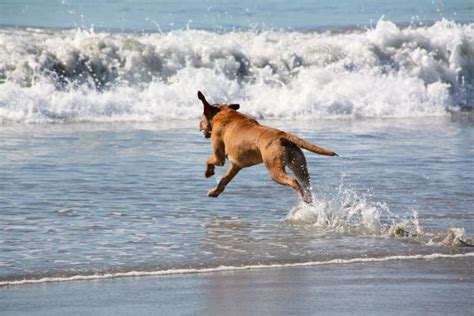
[287,147,313,203]
[208,162,241,197]
[264,157,310,203]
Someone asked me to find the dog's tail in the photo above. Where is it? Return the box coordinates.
[284,133,338,156]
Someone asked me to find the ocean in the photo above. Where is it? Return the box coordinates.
[0,0,473,309]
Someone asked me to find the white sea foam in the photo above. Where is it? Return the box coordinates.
[0,19,473,123]
[1,252,472,286]
[440,227,471,247]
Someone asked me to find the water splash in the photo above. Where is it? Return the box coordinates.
[286,185,472,247]
[286,184,392,235]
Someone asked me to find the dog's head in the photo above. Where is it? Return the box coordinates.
[197,91,239,138]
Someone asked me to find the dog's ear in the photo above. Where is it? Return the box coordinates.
[198,91,213,118]
[229,104,240,110]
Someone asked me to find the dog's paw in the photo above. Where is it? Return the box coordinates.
[302,194,313,204]
[205,166,215,178]
[303,197,313,204]
[207,188,220,197]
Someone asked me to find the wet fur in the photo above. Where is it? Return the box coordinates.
[198,91,337,203]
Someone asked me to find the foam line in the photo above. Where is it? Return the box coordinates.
[2,252,473,286]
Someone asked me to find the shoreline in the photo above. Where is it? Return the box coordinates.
[2,256,473,315]
[2,251,473,287]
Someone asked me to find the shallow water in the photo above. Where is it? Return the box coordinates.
[0,117,472,284]
[2,0,473,32]
[1,0,473,286]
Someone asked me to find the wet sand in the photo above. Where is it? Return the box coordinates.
[2,257,473,315]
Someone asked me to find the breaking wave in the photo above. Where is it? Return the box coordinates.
[0,19,473,123]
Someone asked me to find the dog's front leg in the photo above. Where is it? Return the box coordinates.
[205,138,225,178]
[208,162,241,197]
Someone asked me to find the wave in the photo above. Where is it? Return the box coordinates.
[2,252,473,286]
[0,19,473,123]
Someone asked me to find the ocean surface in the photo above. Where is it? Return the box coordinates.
[0,0,473,286]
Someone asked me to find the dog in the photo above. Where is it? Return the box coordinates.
[198,91,337,203]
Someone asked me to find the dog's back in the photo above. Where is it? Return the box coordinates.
[198,91,337,203]
[212,110,266,168]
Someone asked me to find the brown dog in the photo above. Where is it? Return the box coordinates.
[198,91,337,203]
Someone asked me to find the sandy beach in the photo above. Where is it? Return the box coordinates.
[2,256,473,315]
